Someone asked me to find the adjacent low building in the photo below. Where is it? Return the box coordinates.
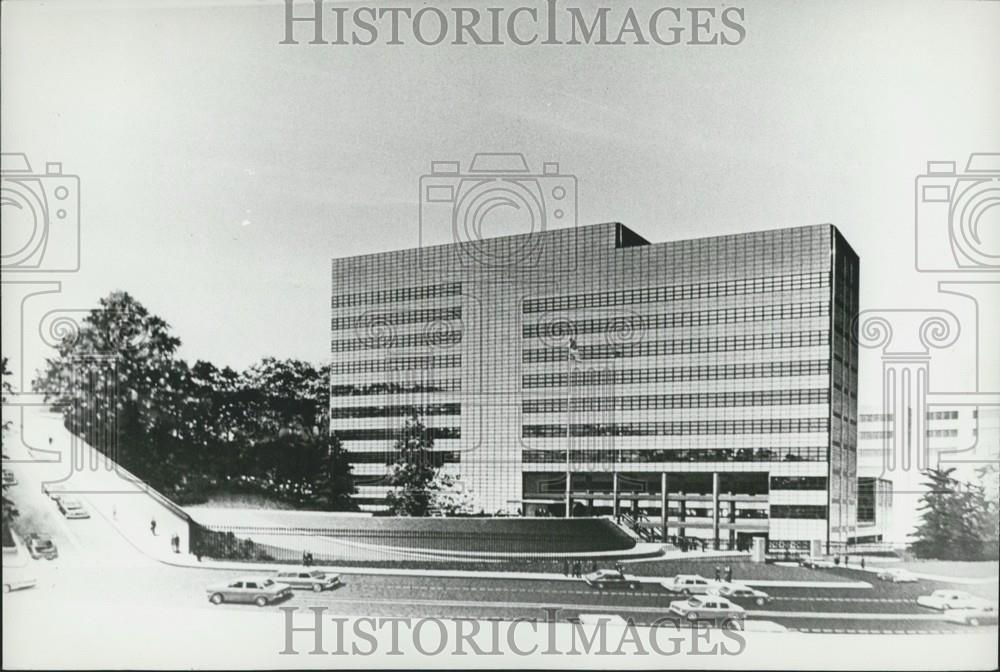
[331,221,862,552]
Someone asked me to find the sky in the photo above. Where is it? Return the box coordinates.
[1,0,998,406]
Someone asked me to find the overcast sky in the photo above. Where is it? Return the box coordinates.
[2,0,998,402]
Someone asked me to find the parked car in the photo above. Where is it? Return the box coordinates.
[42,483,67,500]
[708,583,770,606]
[2,574,37,593]
[583,569,641,590]
[57,497,90,519]
[917,590,988,611]
[668,595,745,622]
[798,555,834,569]
[206,577,292,606]
[660,574,713,595]
[273,569,341,592]
[943,604,999,626]
[2,469,16,487]
[876,568,918,583]
[26,534,58,560]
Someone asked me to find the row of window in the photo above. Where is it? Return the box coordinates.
[523,302,828,339]
[523,331,829,363]
[522,272,829,314]
[858,410,962,422]
[522,389,829,414]
[770,476,828,490]
[335,427,460,441]
[331,329,462,353]
[345,450,461,464]
[330,380,461,397]
[330,403,461,419]
[331,306,462,332]
[521,446,829,463]
[330,354,461,375]
[522,360,830,389]
[858,429,960,440]
[331,282,462,308]
[770,505,828,520]
[859,431,893,439]
[522,418,829,438]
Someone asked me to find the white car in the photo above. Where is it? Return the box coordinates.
[661,574,713,595]
[917,590,989,611]
[708,583,770,606]
[207,577,293,606]
[2,574,37,593]
[57,497,90,519]
[42,482,67,500]
[876,568,918,583]
[943,604,999,626]
[668,595,745,623]
[273,569,341,592]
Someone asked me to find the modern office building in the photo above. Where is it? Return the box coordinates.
[857,405,1000,543]
[331,221,861,551]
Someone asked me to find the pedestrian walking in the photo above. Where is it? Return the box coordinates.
[573,560,582,578]
[845,554,850,567]
[150,518,157,536]
[563,558,570,576]
[861,557,866,570]
[714,565,721,582]
[590,559,598,573]
[725,565,732,583]
[615,561,624,574]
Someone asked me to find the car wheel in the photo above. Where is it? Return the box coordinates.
[597,584,604,590]
[682,589,691,596]
[313,584,322,593]
[255,596,268,608]
[969,617,980,626]
[629,583,638,590]
[686,611,698,621]
[210,593,224,605]
[755,597,765,606]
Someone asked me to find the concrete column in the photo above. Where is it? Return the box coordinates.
[678,491,686,537]
[660,472,668,543]
[712,472,720,550]
[727,492,736,548]
[612,472,619,519]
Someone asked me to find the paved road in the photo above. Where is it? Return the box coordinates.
[1,424,995,638]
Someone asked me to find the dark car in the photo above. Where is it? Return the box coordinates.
[583,569,641,590]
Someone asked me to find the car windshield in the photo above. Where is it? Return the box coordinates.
[36,540,54,548]
[309,571,324,578]
[687,598,701,606]
[261,579,274,587]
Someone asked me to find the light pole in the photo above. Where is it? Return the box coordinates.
[565,338,579,518]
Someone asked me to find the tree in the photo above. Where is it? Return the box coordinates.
[429,470,479,516]
[32,292,356,511]
[311,432,356,511]
[385,414,444,516]
[911,467,998,560]
[1,356,13,450]
[1,356,18,532]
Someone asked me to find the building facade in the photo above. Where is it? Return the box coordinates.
[330,222,860,551]
[857,405,1000,543]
